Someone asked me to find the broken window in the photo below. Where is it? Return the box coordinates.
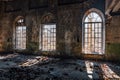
[15,18,26,49]
[83,12,104,54]
[39,24,56,51]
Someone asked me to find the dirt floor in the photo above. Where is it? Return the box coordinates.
[0,53,120,80]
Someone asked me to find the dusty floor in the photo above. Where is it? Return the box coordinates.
[0,53,120,80]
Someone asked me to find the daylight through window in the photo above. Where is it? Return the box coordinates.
[83,12,104,54]
[15,18,26,49]
[39,24,56,51]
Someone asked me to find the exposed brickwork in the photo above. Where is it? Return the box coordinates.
[1,0,120,61]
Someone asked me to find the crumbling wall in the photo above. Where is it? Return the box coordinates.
[57,5,82,57]
[106,16,120,61]
[57,0,105,57]
[0,0,110,60]
[0,13,13,52]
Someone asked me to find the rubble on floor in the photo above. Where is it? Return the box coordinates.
[0,54,120,80]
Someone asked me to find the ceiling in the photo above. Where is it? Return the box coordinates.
[0,0,13,1]
[106,0,120,12]
[112,1,120,12]
[2,0,119,12]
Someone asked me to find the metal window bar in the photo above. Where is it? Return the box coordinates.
[15,20,26,50]
[41,24,56,51]
[83,22,103,54]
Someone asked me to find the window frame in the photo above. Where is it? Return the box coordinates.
[39,24,56,51]
[14,18,26,50]
[82,8,105,54]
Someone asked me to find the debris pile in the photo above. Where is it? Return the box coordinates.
[0,54,120,80]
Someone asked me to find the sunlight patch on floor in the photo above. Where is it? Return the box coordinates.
[85,61,94,79]
[101,64,120,79]
[0,54,18,60]
[19,56,51,67]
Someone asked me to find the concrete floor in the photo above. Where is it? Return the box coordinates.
[0,53,120,80]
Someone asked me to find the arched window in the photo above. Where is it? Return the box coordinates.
[82,8,105,54]
[39,13,56,51]
[14,18,26,49]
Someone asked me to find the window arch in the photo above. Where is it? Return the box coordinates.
[14,17,26,49]
[84,12,102,22]
[82,8,105,54]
